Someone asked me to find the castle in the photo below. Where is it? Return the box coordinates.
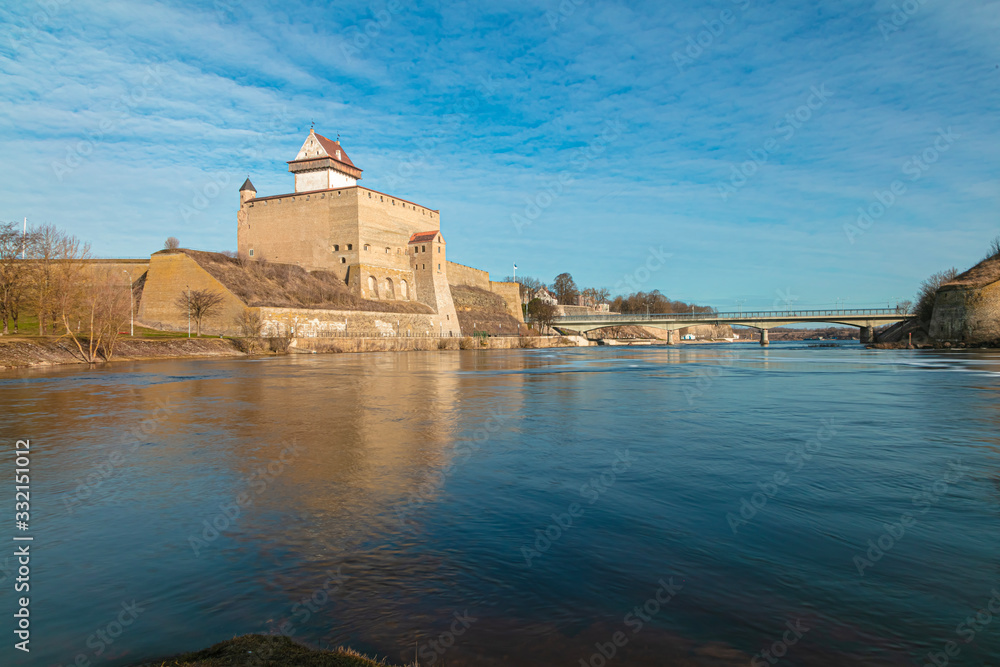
[129,129,521,337]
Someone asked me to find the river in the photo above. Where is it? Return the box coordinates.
[3,342,1000,666]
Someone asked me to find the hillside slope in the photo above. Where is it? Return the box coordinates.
[178,250,432,314]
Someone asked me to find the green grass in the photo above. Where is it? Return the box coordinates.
[131,634,403,667]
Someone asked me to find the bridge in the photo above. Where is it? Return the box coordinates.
[550,308,910,345]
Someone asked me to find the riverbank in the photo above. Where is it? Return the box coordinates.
[131,634,404,667]
[0,334,589,369]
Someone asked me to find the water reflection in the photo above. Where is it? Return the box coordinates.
[2,344,1000,666]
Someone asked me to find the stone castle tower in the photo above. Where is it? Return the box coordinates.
[236,130,458,334]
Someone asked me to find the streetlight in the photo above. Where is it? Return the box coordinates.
[736,299,745,316]
[122,269,134,336]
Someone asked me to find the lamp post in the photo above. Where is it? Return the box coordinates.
[122,269,134,336]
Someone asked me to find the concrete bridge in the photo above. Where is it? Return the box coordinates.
[550,308,910,346]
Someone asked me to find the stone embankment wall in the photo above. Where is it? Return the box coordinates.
[259,307,440,338]
[929,280,1000,343]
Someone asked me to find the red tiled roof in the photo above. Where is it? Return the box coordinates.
[313,132,358,169]
[409,231,441,244]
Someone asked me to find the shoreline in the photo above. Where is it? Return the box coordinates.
[0,334,588,370]
[131,634,405,667]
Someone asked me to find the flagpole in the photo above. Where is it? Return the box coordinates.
[22,217,26,259]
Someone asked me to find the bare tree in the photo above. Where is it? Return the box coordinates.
[233,307,264,354]
[527,298,557,334]
[29,224,65,335]
[988,235,1000,260]
[176,289,225,336]
[0,222,35,335]
[60,268,131,362]
[915,268,958,323]
[164,237,180,250]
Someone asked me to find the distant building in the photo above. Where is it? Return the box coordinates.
[533,287,557,306]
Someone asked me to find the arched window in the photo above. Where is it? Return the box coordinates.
[385,278,395,299]
[400,280,408,299]
[367,275,378,298]
[333,244,340,251]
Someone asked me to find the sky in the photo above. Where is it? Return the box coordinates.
[1,0,998,311]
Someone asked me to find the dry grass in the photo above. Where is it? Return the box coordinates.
[175,250,431,314]
[449,284,526,335]
[130,634,403,667]
[945,255,1000,289]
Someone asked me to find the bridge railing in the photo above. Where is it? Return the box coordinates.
[551,308,908,322]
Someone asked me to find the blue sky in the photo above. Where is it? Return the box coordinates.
[1,0,997,311]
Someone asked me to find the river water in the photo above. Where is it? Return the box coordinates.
[3,342,1000,666]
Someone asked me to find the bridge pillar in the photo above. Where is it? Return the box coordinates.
[860,326,875,344]
[760,329,769,347]
[667,329,678,345]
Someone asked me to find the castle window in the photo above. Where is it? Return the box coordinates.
[438,264,441,270]
[422,264,425,269]
[340,257,346,264]
[421,245,426,252]
[364,244,370,251]
[368,192,371,198]
[334,244,340,251]
[437,246,441,253]
[249,249,254,257]
[347,244,353,250]
[385,247,390,254]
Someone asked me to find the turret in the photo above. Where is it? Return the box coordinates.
[239,177,256,206]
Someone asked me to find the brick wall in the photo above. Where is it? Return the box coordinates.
[446,261,491,290]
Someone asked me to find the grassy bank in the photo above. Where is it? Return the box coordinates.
[131,634,404,667]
